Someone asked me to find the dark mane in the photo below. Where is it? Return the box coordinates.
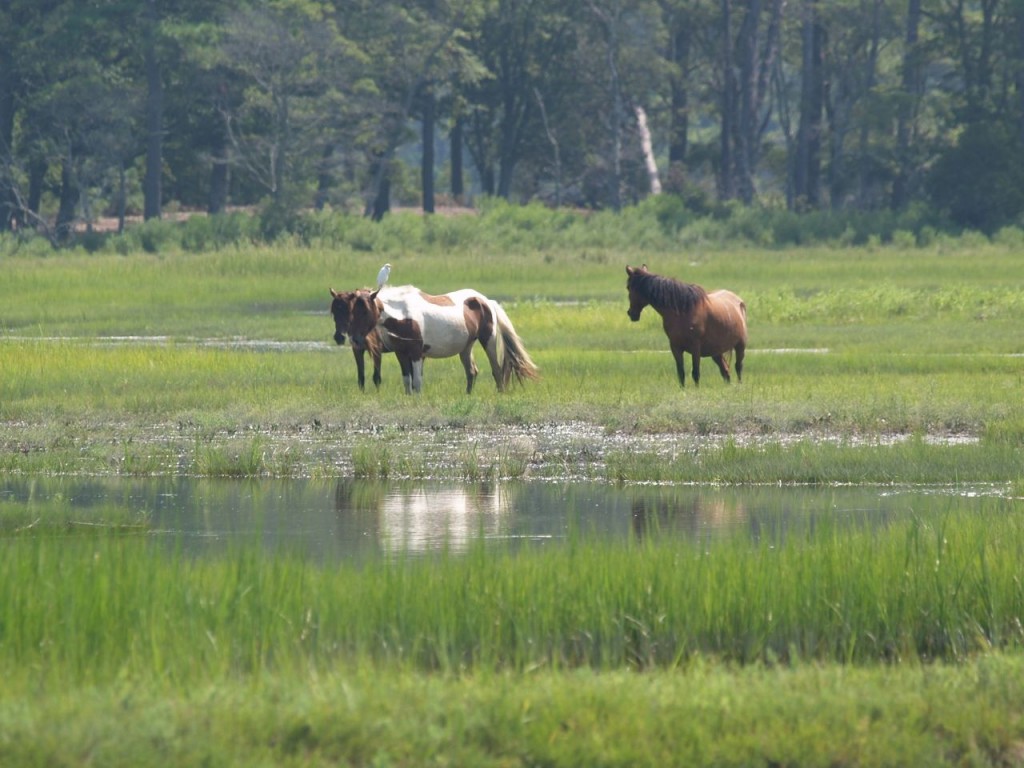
[630,270,707,313]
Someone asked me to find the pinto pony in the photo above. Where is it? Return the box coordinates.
[344,285,539,394]
[330,288,387,390]
[625,264,747,387]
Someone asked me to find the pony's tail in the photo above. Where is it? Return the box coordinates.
[490,300,540,388]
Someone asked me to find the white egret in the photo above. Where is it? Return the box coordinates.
[376,263,391,291]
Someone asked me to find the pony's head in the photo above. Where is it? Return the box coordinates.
[347,288,382,349]
[330,287,380,349]
[625,264,651,321]
[329,288,355,346]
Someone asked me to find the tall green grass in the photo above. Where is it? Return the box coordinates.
[606,437,1023,485]
[3,501,1023,689]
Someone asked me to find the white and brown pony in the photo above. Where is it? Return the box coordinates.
[625,264,747,387]
[340,285,539,394]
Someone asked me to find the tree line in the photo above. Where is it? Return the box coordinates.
[3,0,1024,245]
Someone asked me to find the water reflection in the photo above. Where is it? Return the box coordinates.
[334,481,515,555]
[0,477,1012,562]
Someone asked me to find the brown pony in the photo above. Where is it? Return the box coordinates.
[330,288,388,390]
[625,264,747,387]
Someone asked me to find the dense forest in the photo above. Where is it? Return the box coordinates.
[3,0,1024,244]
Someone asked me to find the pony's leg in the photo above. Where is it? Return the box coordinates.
[353,349,366,391]
[712,354,731,383]
[734,342,745,383]
[671,346,687,387]
[482,340,504,392]
[398,354,414,394]
[371,351,382,390]
[411,357,424,393]
[460,347,479,394]
[690,351,702,386]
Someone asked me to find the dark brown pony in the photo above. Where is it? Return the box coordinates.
[625,264,747,387]
[330,288,388,390]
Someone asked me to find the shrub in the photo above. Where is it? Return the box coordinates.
[928,121,1024,233]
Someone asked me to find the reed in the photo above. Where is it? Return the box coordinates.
[605,438,1023,485]
[2,501,1022,690]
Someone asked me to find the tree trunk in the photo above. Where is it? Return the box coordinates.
[315,143,333,210]
[450,118,464,202]
[734,0,760,204]
[719,0,736,200]
[208,127,229,214]
[371,175,391,221]
[142,0,163,220]
[496,81,522,200]
[794,0,824,209]
[666,22,691,195]
[27,148,45,218]
[636,106,661,195]
[534,87,562,206]
[607,34,623,211]
[892,0,921,210]
[733,0,784,205]
[56,154,78,244]
[421,88,435,214]
[1017,4,1024,143]
[0,1,16,232]
[854,0,882,208]
[587,1,625,211]
[117,162,127,234]
[366,151,391,221]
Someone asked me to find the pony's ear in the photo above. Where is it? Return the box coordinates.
[330,288,339,298]
[369,289,380,300]
[640,264,648,272]
[625,265,634,276]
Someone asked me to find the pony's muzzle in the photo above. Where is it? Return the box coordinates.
[627,309,641,322]
[333,331,346,346]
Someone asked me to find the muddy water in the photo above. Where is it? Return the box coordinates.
[2,477,1010,562]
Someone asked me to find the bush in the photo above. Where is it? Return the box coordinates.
[180,212,259,251]
[928,121,1024,233]
[121,218,181,253]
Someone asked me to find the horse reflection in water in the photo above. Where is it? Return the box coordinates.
[335,482,513,555]
[630,490,745,541]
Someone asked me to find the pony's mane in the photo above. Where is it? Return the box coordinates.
[631,270,707,313]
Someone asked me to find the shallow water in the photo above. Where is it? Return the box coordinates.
[1,477,1012,562]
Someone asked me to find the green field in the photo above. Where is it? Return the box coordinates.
[2,214,1024,765]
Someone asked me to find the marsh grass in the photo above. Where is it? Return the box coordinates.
[606,437,1022,485]
[3,234,1024,764]
[1,334,1021,481]
[2,501,1023,688]
[352,439,393,479]
[195,436,271,477]
[4,658,1024,767]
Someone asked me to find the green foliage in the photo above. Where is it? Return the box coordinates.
[179,212,260,252]
[928,122,1024,233]
[0,200,967,255]
[3,503,1024,685]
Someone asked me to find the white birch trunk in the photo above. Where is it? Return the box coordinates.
[635,106,662,195]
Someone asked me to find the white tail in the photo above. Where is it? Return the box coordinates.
[490,300,540,387]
